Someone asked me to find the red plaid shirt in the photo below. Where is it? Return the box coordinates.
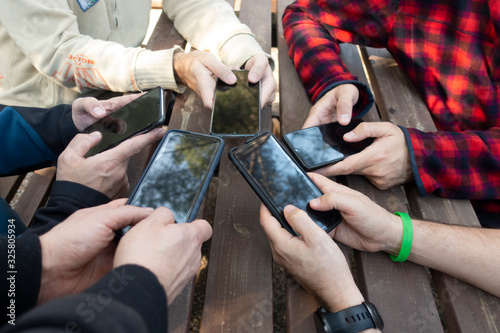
[284,0,500,221]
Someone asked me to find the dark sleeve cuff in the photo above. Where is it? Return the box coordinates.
[29,181,111,235]
[85,265,168,333]
[0,233,42,326]
[315,80,374,119]
[0,265,162,333]
[399,126,427,197]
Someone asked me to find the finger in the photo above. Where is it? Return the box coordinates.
[100,93,145,113]
[283,205,325,240]
[140,206,176,226]
[335,85,358,125]
[201,54,236,85]
[259,204,293,244]
[73,97,107,118]
[343,122,392,142]
[103,128,165,163]
[260,67,277,105]
[308,173,348,194]
[104,198,129,208]
[65,132,102,158]
[103,205,155,230]
[188,219,213,243]
[244,54,268,83]
[197,74,218,110]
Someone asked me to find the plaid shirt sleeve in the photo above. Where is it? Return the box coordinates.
[282,0,394,116]
[403,127,500,203]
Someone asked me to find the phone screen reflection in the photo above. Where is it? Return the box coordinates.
[128,132,221,223]
[84,87,163,155]
[233,133,340,232]
[211,70,260,135]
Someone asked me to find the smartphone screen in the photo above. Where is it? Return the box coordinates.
[117,130,224,236]
[230,132,341,235]
[210,70,260,136]
[283,119,374,170]
[83,87,166,157]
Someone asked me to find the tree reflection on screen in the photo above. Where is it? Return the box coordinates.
[129,132,220,223]
[236,134,318,215]
[212,70,260,135]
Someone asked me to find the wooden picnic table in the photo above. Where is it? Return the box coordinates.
[1,0,499,332]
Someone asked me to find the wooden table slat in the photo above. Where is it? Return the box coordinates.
[13,167,55,226]
[0,175,25,203]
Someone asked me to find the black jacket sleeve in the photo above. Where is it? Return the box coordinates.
[0,265,168,333]
[0,233,42,326]
[28,181,111,236]
[0,104,77,176]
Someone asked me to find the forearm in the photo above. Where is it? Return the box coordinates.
[385,219,500,297]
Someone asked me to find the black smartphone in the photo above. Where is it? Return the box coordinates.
[283,119,374,170]
[210,69,261,136]
[83,86,167,157]
[229,132,342,236]
[116,130,224,237]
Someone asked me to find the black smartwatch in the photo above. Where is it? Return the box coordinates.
[314,302,384,333]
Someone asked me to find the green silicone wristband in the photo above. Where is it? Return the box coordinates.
[390,212,413,262]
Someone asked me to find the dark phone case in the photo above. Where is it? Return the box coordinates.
[282,119,371,171]
[209,69,262,137]
[229,132,340,236]
[83,87,167,157]
[116,130,224,238]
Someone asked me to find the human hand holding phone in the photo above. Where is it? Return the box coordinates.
[314,122,412,190]
[229,132,342,235]
[259,203,365,313]
[82,87,166,157]
[56,128,166,199]
[211,69,261,136]
[114,207,212,304]
[303,84,359,128]
[72,93,145,132]
[283,119,374,170]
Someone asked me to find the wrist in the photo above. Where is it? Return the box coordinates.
[323,283,365,313]
[38,235,59,303]
[384,212,405,256]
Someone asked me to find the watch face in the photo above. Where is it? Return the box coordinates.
[364,302,384,330]
[314,307,330,333]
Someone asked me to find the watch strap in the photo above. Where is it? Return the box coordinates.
[324,303,376,333]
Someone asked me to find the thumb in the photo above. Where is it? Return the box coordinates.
[65,132,102,158]
[283,205,325,240]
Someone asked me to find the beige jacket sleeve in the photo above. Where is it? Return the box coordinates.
[0,0,182,94]
[163,0,271,67]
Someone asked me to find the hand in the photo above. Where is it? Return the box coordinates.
[308,173,403,255]
[315,122,413,190]
[303,84,359,128]
[38,200,154,304]
[56,128,165,199]
[72,93,144,132]
[114,208,212,304]
[173,50,236,110]
[243,54,277,105]
[259,204,364,312]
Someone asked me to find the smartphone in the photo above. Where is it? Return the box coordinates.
[229,132,342,236]
[210,69,261,136]
[83,86,167,157]
[116,130,224,237]
[283,119,374,170]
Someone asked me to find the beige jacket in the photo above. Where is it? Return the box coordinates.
[0,0,267,107]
